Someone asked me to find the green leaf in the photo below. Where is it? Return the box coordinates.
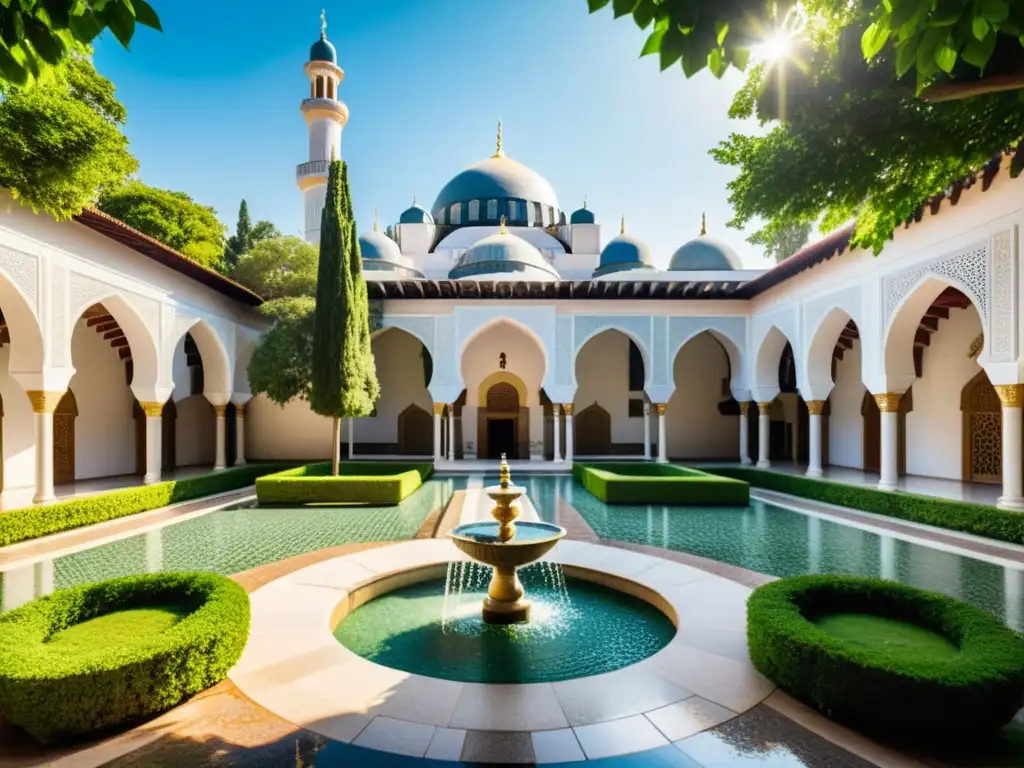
[962,27,997,67]
[640,27,665,57]
[632,0,656,30]
[972,16,990,41]
[131,0,161,31]
[23,19,65,64]
[715,20,729,46]
[587,0,611,12]
[935,44,957,72]
[861,20,891,59]
[1010,146,1023,177]
[659,24,685,70]
[612,0,639,19]
[928,0,962,26]
[0,42,28,84]
[980,0,1009,23]
[68,12,103,44]
[732,46,751,71]
[102,3,135,48]
[916,26,947,72]
[894,37,918,76]
[708,47,727,78]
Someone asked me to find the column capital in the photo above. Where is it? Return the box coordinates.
[26,390,64,414]
[552,403,562,414]
[738,401,749,416]
[654,403,667,416]
[562,404,573,416]
[806,400,826,416]
[995,384,1024,408]
[213,404,228,417]
[873,392,902,413]
[235,402,247,417]
[432,403,445,416]
[139,400,164,418]
[643,402,651,416]
[757,402,772,416]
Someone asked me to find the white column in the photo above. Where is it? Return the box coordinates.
[33,560,53,598]
[447,404,455,461]
[140,401,163,484]
[880,535,897,580]
[756,402,771,469]
[234,403,247,466]
[213,404,228,470]
[432,404,443,462]
[996,385,1024,510]
[146,529,163,573]
[806,400,825,478]
[348,416,355,459]
[875,393,901,491]
[643,403,652,460]
[564,404,574,463]
[27,390,62,503]
[552,404,563,463]
[655,404,668,463]
[739,402,751,465]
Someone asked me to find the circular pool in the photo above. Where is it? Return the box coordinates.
[333,566,676,684]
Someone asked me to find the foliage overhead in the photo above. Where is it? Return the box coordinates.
[224,199,279,267]
[748,219,811,262]
[587,0,1024,95]
[97,181,227,270]
[0,51,136,218]
[711,19,1024,254]
[0,0,161,88]
[231,235,318,300]
[247,296,316,406]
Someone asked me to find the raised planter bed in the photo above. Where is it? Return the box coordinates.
[573,462,749,505]
[255,461,433,505]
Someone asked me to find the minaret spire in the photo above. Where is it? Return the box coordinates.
[373,208,379,232]
[620,214,626,235]
[499,215,508,234]
[583,193,588,209]
[320,8,327,38]
[700,212,707,236]
[493,119,505,158]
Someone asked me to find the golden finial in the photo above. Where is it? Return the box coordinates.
[499,215,508,234]
[373,208,379,232]
[412,191,417,206]
[492,119,505,158]
[700,212,707,236]
[583,193,588,209]
[499,453,511,489]
[620,214,626,235]
[320,8,327,39]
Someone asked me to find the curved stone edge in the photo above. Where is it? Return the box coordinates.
[228,539,775,761]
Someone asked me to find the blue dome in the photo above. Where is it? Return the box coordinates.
[668,236,741,271]
[449,230,560,281]
[594,233,654,277]
[359,230,401,262]
[400,204,433,225]
[433,156,559,217]
[310,36,337,63]
[571,206,596,225]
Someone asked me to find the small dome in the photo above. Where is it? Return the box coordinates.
[594,217,655,277]
[399,203,434,225]
[570,204,596,225]
[668,236,742,271]
[449,225,560,282]
[359,230,401,262]
[310,36,337,64]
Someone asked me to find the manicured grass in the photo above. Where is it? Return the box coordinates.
[709,466,1024,546]
[256,461,433,505]
[812,612,959,661]
[44,603,193,656]
[574,462,749,505]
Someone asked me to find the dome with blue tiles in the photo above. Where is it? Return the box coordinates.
[570,196,597,225]
[359,214,423,278]
[594,216,655,277]
[399,196,434,225]
[669,215,742,271]
[449,218,560,281]
[309,12,337,63]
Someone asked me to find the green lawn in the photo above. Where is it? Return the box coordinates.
[813,612,959,661]
[43,603,194,655]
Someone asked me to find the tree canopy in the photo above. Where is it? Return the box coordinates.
[247,296,316,406]
[0,0,161,87]
[224,199,279,267]
[231,235,318,300]
[97,181,227,269]
[0,51,136,218]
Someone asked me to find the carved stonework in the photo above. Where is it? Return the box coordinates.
[806,400,826,415]
[574,315,652,361]
[990,231,1013,360]
[757,402,772,416]
[994,384,1023,408]
[69,272,109,320]
[884,242,989,325]
[26,390,65,413]
[970,412,1001,479]
[562,404,573,416]
[654,403,667,416]
[0,247,39,311]
[432,403,445,416]
[139,401,164,418]
[50,266,67,366]
[874,393,902,412]
[213,404,228,417]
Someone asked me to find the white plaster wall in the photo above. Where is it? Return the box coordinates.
[828,341,865,469]
[360,330,431,444]
[171,339,192,401]
[246,395,333,460]
[906,305,982,479]
[174,395,214,468]
[666,333,737,459]
[462,323,544,407]
[573,331,644,444]
[69,320,135,479]
[0,347,34,491]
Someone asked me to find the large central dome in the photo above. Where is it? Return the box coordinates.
[431,123,564,231]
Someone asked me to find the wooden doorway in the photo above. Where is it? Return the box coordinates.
[961,371,1002,483]
[398,403,433,455]
[575,403,611,456]
[480,381,520,459]
[53,389,77,485]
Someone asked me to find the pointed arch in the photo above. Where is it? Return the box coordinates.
[69,294,160,394]
[754,325,795,392]
[573,324,650,389]
[0,263,44,374]
[173,319,233,398]
[803,307,858,398]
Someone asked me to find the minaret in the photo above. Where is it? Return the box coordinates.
[297,10,349,243]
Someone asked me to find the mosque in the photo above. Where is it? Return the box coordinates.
[0,22,1023,512]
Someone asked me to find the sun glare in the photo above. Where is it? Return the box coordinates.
[757,32,794,62]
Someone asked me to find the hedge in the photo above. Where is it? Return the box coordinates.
[574,463,749,505]
[0,572,249,743]
[747,575,1024,741]
[0,463,291,548]
[255,461,433,505]
[709,466,1024,546]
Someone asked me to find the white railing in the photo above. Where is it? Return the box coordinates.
[296,160,329,178]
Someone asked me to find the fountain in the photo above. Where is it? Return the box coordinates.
[449,455,566,624]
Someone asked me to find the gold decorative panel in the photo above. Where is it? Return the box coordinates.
[486,382,519,413]
[970,412,1001,481]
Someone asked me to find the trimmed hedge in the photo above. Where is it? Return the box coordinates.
[710,466,1024,546]
[0,572,249,743]
[255,461,433,505]
[747,575,1024,741]
[574,462,749,505]
[0,463,291,548]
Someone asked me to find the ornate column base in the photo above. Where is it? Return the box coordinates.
[997,496,1024,512]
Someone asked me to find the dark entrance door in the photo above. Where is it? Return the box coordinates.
[488,418,516,459]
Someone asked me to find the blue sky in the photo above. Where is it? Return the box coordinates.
[93,0,772,269]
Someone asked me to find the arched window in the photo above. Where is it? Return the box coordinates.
[327,79,334,99]
[487,200,498,220]
[436,208,446,225]
[468,200,480,222]
[315,76,324,98]
[507,200,518,222]
[450,203,462,225]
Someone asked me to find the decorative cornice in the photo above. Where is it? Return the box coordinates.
[757,402,772,416]
[874,393,902,412]
[562,404,573,416]
[995,384,1024,408]
[806,400,826,416]
[300,99,349,126]
[139,401,164,418]
[26,390,64,414]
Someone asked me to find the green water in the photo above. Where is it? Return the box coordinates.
[334,568,676,683]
